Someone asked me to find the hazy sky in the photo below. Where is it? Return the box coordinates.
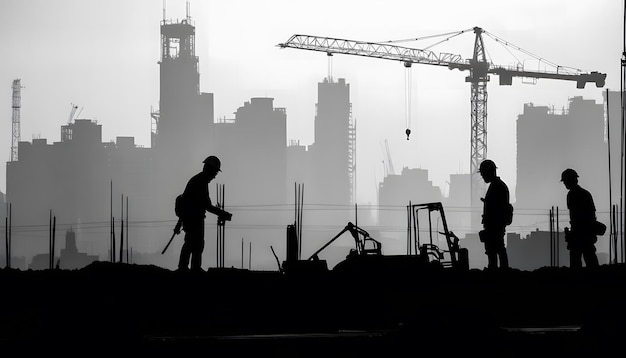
[0,0,622,205]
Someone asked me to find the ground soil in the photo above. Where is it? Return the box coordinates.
[1,262,625,357]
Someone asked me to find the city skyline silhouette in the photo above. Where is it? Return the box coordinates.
[0,0,623,271]
[1,0,621,203]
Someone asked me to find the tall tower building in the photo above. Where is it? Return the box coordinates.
[152,12,215,223]
[155,13,214,175]
[308,78,353,208]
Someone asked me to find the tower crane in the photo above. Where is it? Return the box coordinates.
[278,27,606,227]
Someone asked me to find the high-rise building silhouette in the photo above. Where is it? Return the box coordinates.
[210,97,290,266]
[151,15,215,227]
[215,98,287,207]
[377,167,442,233]
[444,173,472,238]
[515,96,609,245]
[283,78,357,258]
[307,78,355,209]
[6,119,154,265]
[155,15,214,159]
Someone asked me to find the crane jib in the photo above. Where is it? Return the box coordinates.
[279,33,606,87]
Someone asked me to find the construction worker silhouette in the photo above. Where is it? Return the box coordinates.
[478,159,510,269]
[177,156,232,271]
[561,169,599,268]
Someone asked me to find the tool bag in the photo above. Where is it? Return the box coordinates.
[175,194,186,219]
[504,203,514,226]
[595,220,607,236]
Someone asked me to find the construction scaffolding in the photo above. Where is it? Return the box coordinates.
[11,79,22,162]
[348,103,357,204]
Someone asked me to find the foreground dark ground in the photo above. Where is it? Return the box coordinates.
[1,261,625,357]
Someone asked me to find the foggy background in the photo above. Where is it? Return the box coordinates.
[0,0,622,270]
[1,0,621,201]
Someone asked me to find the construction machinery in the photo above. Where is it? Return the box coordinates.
[282,201,468,274]
[406,202,468,269]
[278,27,607,228]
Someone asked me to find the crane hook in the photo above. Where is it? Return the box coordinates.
[405,128,411,140]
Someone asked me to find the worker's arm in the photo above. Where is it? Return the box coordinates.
[204,188,232,222]
[207,205,232,222]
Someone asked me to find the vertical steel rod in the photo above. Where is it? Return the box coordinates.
[556,207,560,267]
[126,196,129,264]
[49,210,52,269]
[120,194,124,263]
[52,216,56,269]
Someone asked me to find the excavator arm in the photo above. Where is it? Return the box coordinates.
[308,222,381,261]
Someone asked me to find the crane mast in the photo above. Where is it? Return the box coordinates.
[468,27,489,222]
[279,27,606,229]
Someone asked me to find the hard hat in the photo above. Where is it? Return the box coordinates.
[478,159,497,173]
[203,156,221,172]
[560,168,578,182]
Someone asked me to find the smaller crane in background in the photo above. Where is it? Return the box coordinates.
[68,103,81,124]
[62,103,82,142]
[385,139,396,176]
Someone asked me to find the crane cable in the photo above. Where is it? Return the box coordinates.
[482,30,583,75]
[404,62,412,140]
[621,0,626,263]
[375,28,473,46]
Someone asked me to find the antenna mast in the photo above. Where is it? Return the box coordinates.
[11,79,22,162]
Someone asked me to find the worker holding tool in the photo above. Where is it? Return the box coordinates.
[478,159,511,270]
[175,155,232,272]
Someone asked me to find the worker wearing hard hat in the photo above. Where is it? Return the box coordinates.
[478,159,511,270]
[176,155,232,272]
[561,168,599,268]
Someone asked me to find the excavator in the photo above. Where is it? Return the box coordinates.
[281,201,468,275]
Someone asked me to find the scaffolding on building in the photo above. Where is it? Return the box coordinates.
[11,79,22,162]
[150,106,159,148]
[348,103,356,204]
